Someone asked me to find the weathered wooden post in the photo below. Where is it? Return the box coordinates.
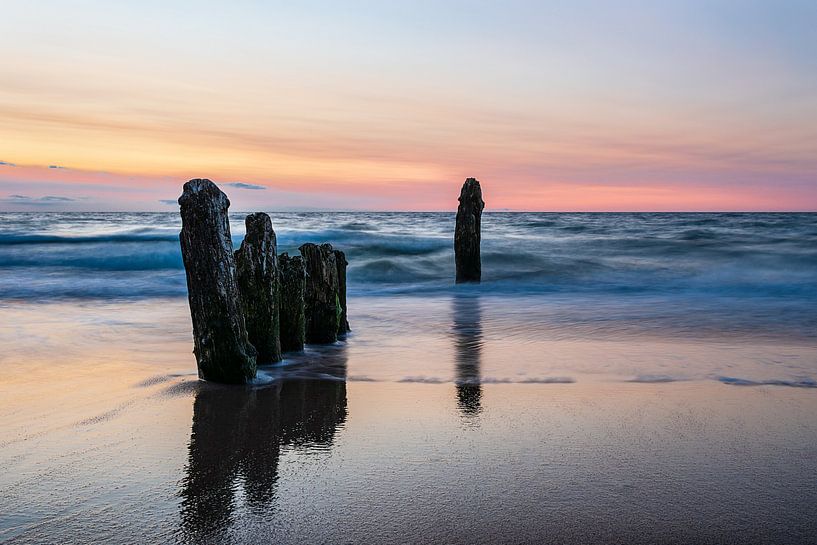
[178,179,256,383]
[334,249,350,334]
[278,252,306,352]
[234,212,281,364]
[299,242,340,344]
[454,177,485,283]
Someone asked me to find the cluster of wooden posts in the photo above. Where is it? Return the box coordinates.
[178,178,350,384]
[178,176,484,384]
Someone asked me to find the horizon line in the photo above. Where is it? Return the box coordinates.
[1,209,815,214]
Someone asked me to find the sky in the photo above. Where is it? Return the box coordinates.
[1,0,816,211]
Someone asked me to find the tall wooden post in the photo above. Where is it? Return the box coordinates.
[455,178,485,283]
[235,212,281,363]
[178,179,256,383]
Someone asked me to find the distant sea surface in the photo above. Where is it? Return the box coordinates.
[1,211,815,337]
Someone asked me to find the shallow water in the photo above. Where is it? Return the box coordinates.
[1,212,817,543]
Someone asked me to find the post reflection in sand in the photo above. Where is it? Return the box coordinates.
[451,294,484,418]
[178,349,348,543]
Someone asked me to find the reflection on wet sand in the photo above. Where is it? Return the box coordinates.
[179,357,347,543]
[452,295,483,418]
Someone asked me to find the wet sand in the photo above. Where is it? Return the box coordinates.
[2,297,817,544]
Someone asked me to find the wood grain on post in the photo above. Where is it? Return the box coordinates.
[235,212,281,364]
[178,179,256,383]
[278,252,306,352]
[334,249,350,334]
[299,243,340,344]
[454,178,485,283]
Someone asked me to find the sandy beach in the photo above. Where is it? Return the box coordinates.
[2,290,816,544]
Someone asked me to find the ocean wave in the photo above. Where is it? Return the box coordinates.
[0,268,187,298]
[517,376,576,384]
[627,375,690,383]
[522,219,557,228]
[0,246,183,270]
[398,376,447,384]
[338,221,377,231]
[352,257,448,284]
[0,230,179,245]
[678,229,720,241]
[716,376,817,388]
[278,230,449,258]
[0,212,814,305]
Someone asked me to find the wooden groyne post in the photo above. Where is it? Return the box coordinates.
[178,179,257,383]
[299,242,340,344]
[235,212,282,364]
[278,252,306,352]
[455,177,485,283]
[334,249,350,334]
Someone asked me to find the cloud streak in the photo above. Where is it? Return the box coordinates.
[224,182,267,190]
[2,194,77,206]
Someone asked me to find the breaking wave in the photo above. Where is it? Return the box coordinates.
[0,212,815,310]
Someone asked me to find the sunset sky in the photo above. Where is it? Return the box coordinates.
[1,0,815,211]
